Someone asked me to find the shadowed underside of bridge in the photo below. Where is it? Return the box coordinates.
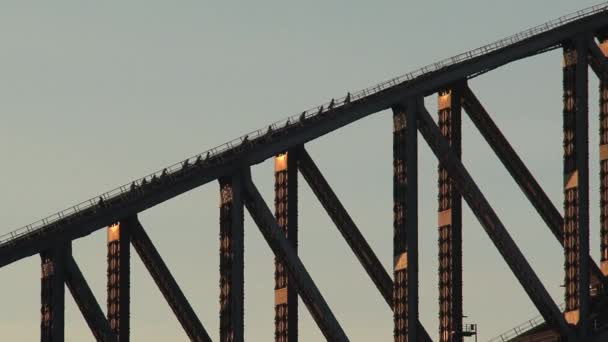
[4,2,608,342]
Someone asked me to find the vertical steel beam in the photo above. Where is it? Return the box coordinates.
[127,217,212,342]
[274,150,298,342]
[107,221,131,341]
[562,38,590,335]
[219,174,244,342]
[242,172,349,342]
[393,98,419,342]
[598,34,608,279]
[406,98,419,342]
[41,246,66,342]
[437,85,463,342]
[416,104,573,339]
[65,254,116,341]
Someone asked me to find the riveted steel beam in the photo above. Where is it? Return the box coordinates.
[274,150,299,342]
[219,174,245,342]
[41,246,67,342]
[437,84,463,342]
[297,147,392,307]
[393,98,420,342]
[416,103,573,339]
[242,171,349,342]
[297,147,433,342]
[4,12,608,270]
[562,37,590,336]
[107,220,131,341]
[596,35,608,282]
[461,85,607,291]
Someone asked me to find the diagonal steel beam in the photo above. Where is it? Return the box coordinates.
[461,85,607,289]
[241,172,349,342]
[297,147,433,342]
[588,40,608,80]
[298,148,391,305]
[125,217,212,342]
[65,254,117,342]
[416,103,573,338]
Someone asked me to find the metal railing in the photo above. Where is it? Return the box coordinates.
[1,2,608,246]
[486,304,566,342]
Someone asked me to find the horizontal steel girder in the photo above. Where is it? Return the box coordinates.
[128,218,212,342]
[461,85,607,290]
[297,147,433,342]
[415,104,573,339]
[2,12,608,268]
[65,255,117,342]
[242,172,349,342]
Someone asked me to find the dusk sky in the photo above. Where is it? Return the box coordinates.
[0,1,606,340]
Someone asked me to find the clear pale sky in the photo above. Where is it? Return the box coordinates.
[0,1,605,341]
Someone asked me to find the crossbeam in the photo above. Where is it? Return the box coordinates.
[461,85,606,289]
[65,254,116,341]
[415,104,573,338]
[242,172,349,342]
[127,217,212,342]
[297,147,433,342]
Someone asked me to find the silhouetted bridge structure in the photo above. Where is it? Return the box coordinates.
[4,3,608,342]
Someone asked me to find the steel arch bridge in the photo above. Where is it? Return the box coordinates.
[3,3,608,342]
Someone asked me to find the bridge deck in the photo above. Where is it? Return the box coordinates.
[1,3,608,268]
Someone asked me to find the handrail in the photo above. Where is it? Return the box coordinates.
[1,2,608,246]
[486,303,566,342]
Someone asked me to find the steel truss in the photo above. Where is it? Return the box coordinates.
[4,4,608,342]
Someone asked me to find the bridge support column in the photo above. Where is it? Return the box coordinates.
[562,38,590,336]
[599,34,608,278]
[437,85,463,342]
[219,174,244,342]
[41,246,67,342]
[392,98,419,342]
[107,221,131,341]
[274,151,298,342]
